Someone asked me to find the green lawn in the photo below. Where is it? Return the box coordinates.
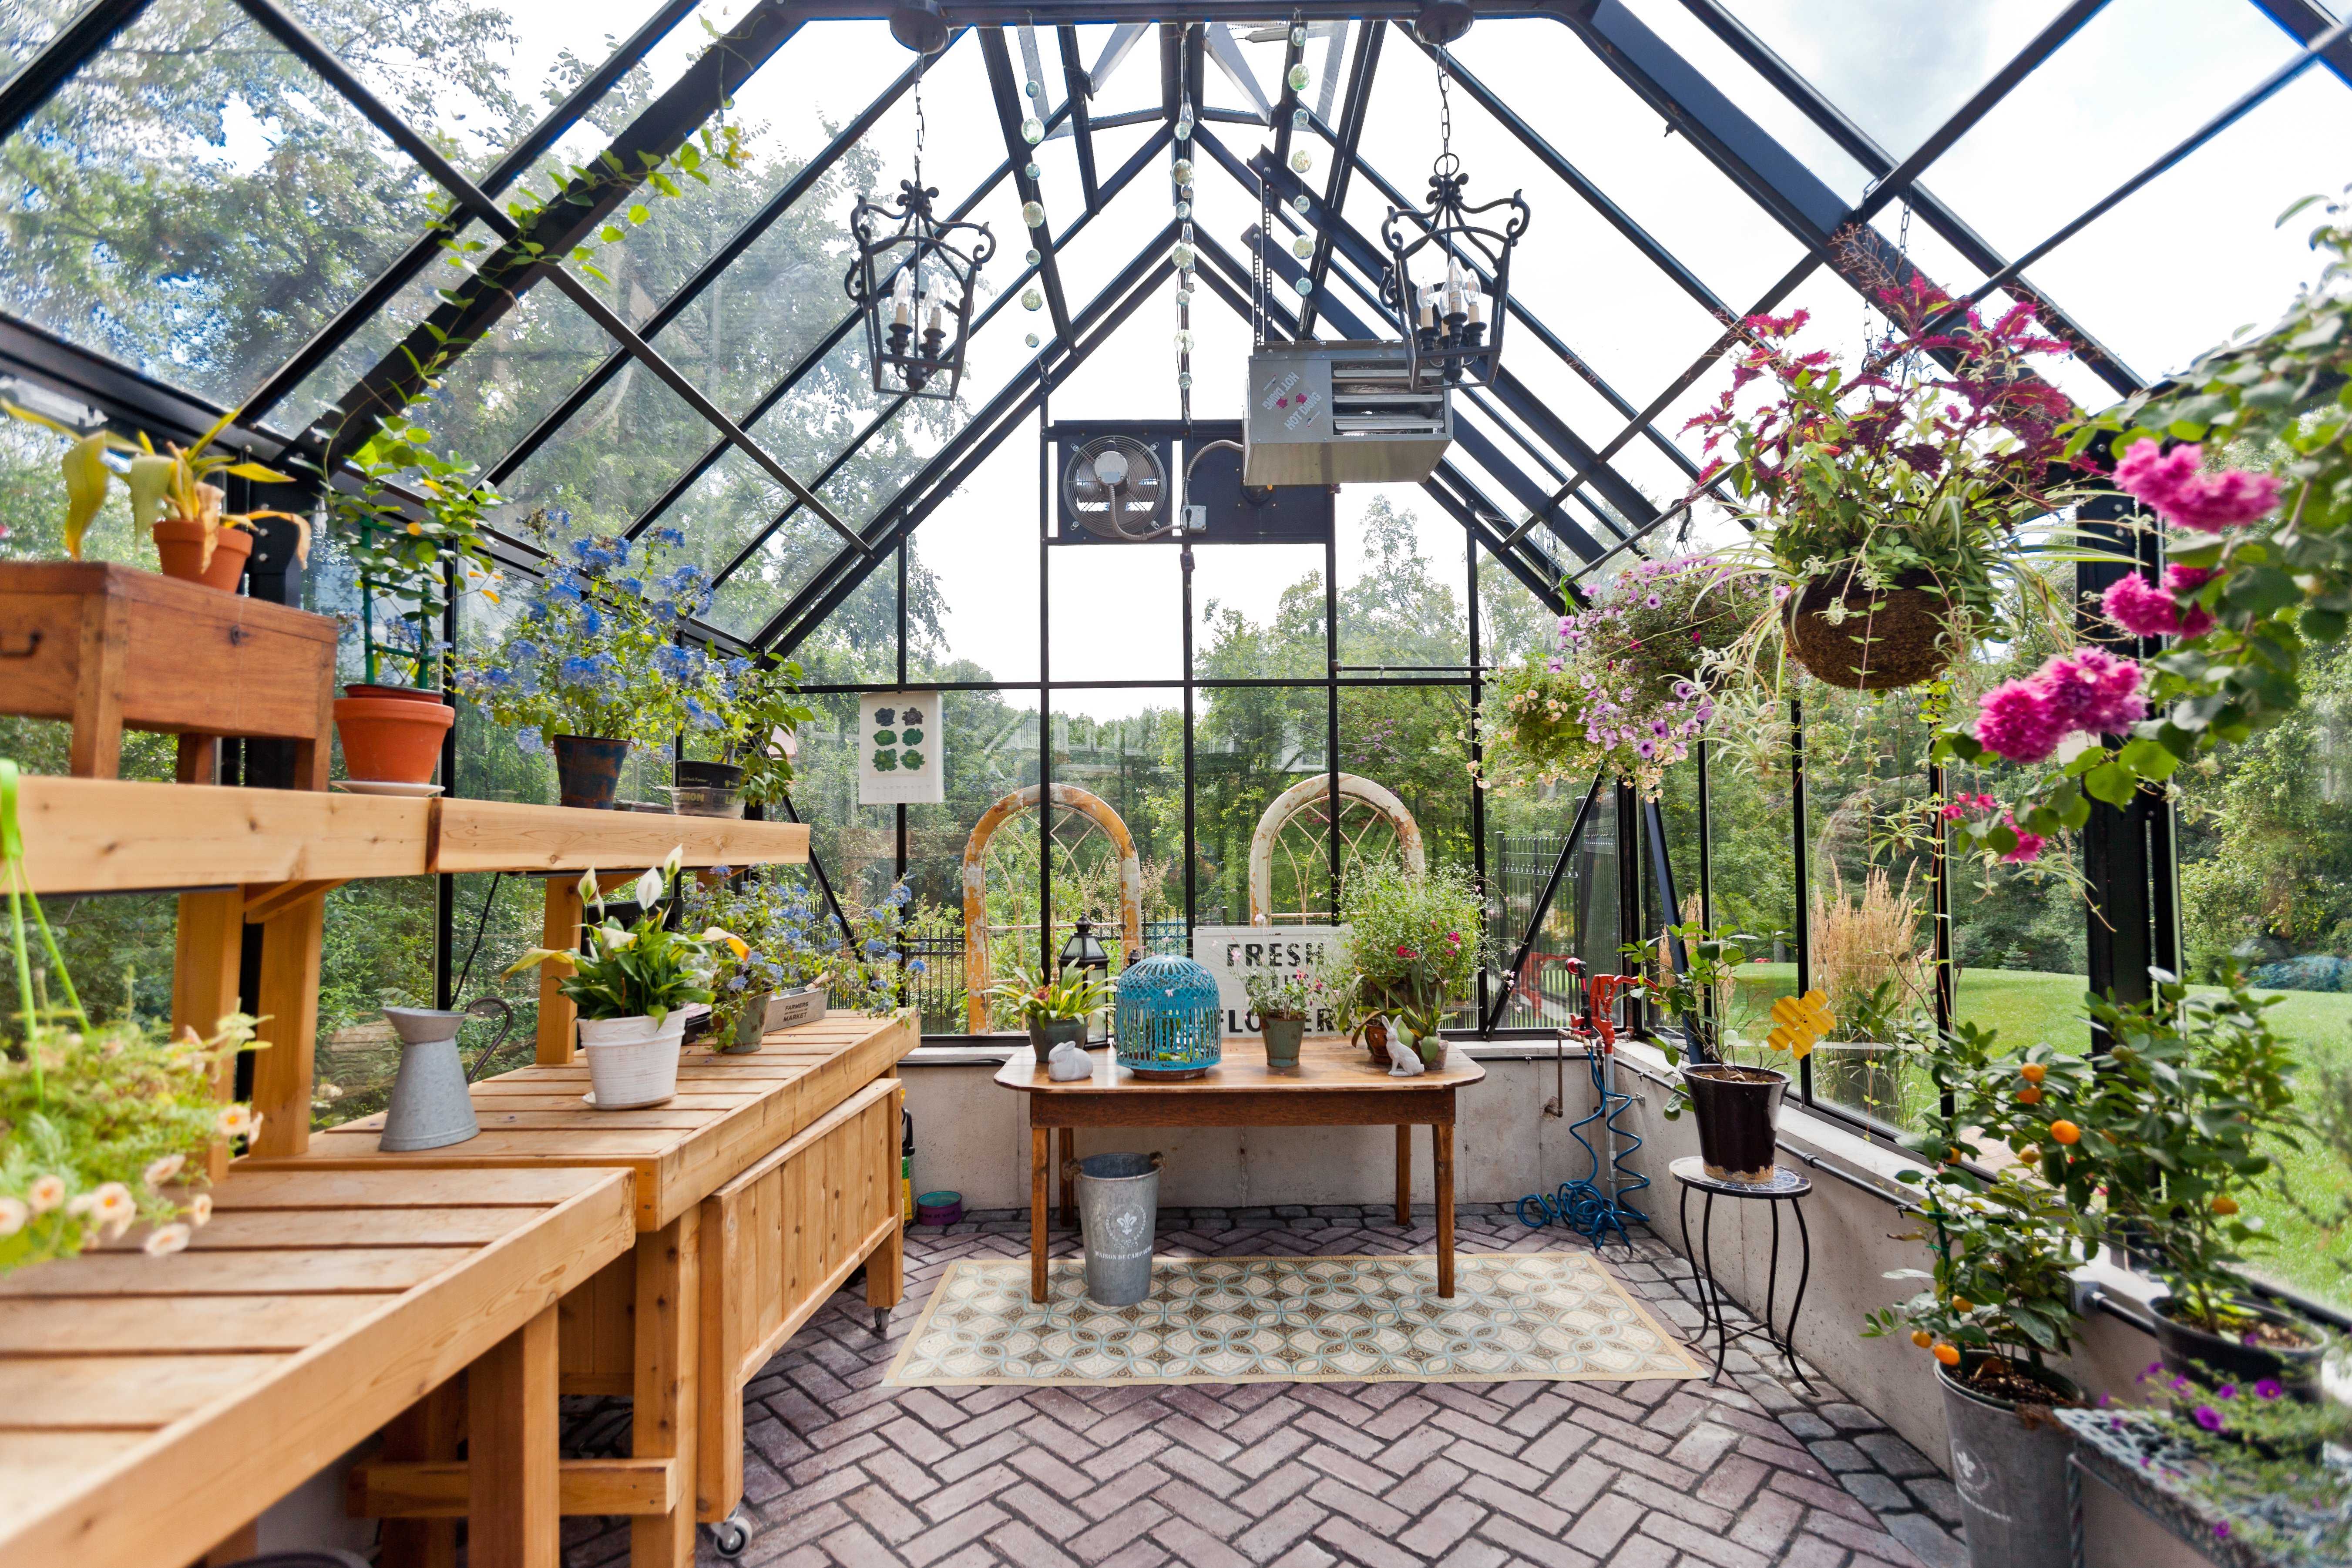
[1715,963,2352,1311]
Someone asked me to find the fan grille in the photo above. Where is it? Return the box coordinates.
[1063,436,1170,541]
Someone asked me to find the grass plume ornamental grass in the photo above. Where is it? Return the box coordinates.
[1811,864,1933,1039]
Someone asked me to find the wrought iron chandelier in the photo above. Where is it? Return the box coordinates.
[844,62,994,401]
[1379,45,1528,391]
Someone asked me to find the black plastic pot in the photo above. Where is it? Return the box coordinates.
[1683,1065,1787,1183]
[553,734,629,810]
[675,759,744,789]
[2151,1296,2325,1400]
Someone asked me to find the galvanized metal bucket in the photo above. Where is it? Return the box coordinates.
[1071,1151,1163,1307]
[1939,1360,2079,1568]
[378,1007,480,1152]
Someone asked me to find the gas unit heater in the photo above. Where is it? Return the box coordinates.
[1242,341,1453,487]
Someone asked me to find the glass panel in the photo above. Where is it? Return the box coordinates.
[3,0,99,75]
[2168,645,2352,1311]
[1193,542,1325,681]
[790,554,897,687]
[1049,540,1181,684]
[313,878,437,1131]
[1194,685,1329,928]
[904,690,1040,1033]
[1482,772,1616,1031]
[1700,727,1800,1047]
[0,0,451,410]
[1341,677,1476,1024]
[1337,490,1468,675]
[909,435,1039,685]
[1052,693,1185,964]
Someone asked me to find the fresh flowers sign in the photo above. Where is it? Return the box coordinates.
[1196,925,1345,1035]
[858,692,943,805]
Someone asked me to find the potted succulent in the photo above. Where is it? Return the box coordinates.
[2011,972,2326,1394]
[1683,270,2085,692]
[502,852,743,1108]
[1864,1017,2101,1568]
[1336,861,1488,1066]
[1,401,309,588]
[1474,554,1757,800]
[1,760,265,1271]
[453,512,752,809]
[1244,963,1324,1069]
[989,970,1116,1061]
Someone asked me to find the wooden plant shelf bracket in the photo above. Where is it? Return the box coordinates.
[347,1454,682,1518]
[242,879,349,924]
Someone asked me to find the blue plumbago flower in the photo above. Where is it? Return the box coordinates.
[709,864,733,878]
[618,577,643,596]
[908,958,928,976]
[651,645,695,680]
[656,564,705,594]
[655,527,685,546]
[685,696,722,730]
[517,728,549,755]
[480,667,514,688]
[725,657,752,678]
[548,578,585,605]
[511,639,542,666]
[577,606,604,637]
[862,937,890,956]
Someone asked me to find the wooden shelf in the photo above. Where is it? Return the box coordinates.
[14,776,809,894]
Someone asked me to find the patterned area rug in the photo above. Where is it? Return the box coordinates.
[885,1252,1704,1388]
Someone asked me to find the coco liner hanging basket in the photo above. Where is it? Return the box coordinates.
[1785,567,1962,692]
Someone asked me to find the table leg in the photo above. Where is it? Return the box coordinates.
[1701,1192,1728,1384]
[1031,1126,1049,1303]
[68,591,125,779]
[632,1211,699,1568]
[248,890,323,1159]
[1058,1127,1075,1225]
[1784,1198,1815,1391]
[538,880,583,1065]
[1395,1125,1411,1226]
[378,1380,462,1568]
[172,888,244,1185]
[470,1305,559,1568]
[175,733,218,785]
[1435,1119,1455,1299]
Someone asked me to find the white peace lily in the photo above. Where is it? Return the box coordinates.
[577,866,601,907]
[661,844,684,883]
[634,866,664,910]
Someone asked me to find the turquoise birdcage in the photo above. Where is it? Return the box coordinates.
[1114,954,1222,1080]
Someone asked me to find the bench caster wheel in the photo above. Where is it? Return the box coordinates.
[710,1512,753,1559]
[873,1306,892,1336]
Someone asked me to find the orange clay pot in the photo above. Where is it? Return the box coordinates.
[334,694,454,784]
[152,517,252,592]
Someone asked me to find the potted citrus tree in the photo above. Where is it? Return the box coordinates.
[503,852,742,1108]
[1869,1018,2095,1568]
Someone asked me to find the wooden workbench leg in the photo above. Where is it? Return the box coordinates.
[175,733,218,785]
[68,592,126,779]
[471,1306,559,1568]
[633,1210,699,1568]
[248,889,323,1159]
[1435,1119,1456,1299]
[867,1219,904,1317]
[172,888,245,1184]
[1031,1126,1049,1303]
[1396,1125,1412,1227]
[538,879,583,1064]
[1058,1127,1075,1225]
[377,1380,463,1568]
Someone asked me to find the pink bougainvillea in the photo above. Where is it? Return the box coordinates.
[2112,439,2283,533]
[2102,568,2217,639]
[1971,647,2148,764]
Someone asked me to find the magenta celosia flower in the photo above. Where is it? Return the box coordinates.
[2113,439,2283,532]
[2001,812,2046,865]
[1973,679,2073,764]
[2103,574,2206,638]
[2043,647,2147,735]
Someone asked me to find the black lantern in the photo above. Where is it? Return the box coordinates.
[1060,917,1112,1046]
[845,178,994,401]
[1379,50,1528,391]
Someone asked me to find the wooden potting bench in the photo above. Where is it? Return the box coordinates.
[0,1164,636,1568]
[14,774,903,1568]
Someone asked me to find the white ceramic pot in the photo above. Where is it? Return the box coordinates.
[578,1011,687,1108]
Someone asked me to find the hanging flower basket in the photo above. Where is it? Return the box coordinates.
[1784,567,1962,691]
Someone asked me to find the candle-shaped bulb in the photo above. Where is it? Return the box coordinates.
[927,301,944,333]
[1418,283,1438,328]
[1465,277,1482,325]
[892,272,912,325]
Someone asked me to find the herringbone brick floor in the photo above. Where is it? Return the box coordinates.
[558,1207,1966,1568]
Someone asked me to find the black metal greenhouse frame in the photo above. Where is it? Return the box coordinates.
[4,0,2351,1195]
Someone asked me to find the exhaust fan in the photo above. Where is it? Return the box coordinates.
[1061,435,1173,541]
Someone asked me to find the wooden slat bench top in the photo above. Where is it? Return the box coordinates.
[0,1163,634,1568]
[244,1010,917,1230]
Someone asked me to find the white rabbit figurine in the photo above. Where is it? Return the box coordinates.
[1046,1037,1093,1081]
[1384,1031,1426,1078]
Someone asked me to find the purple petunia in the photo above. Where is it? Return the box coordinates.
[2191,1405,2223,1432]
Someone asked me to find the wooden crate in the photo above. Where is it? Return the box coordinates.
[695,1077,904,1523]
[0,560,337,786]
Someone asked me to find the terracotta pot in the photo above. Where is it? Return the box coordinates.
[1785,568,1960,691]
[334,695,453,784]
[552,735,629,810]
[2151,1296,2325,1400]
[152,518,252,592]
[1683,1065,1787,1183]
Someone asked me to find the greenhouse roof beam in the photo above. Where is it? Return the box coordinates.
[1297,15,1380,339]
[1058,25,1100,207]
[982,27,1074,343]
[0,0,148,144]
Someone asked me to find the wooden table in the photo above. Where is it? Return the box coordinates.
[249,1009,916,1568]
[996,1036,1486,1302]
[0,1164,635,1568]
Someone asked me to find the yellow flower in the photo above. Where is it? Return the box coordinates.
[186,1192,213,1228]
[405,520,423,535]
[144,1153,187,1191]
[27,1175,65,1214]
[144,1223,192,1256]
[701,927,749,960]
[0,1196,27,1236]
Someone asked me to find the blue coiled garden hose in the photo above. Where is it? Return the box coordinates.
[1519,1043,1649,1250]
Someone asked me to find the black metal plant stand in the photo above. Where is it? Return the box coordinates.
[1669,1155,1814,1390]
